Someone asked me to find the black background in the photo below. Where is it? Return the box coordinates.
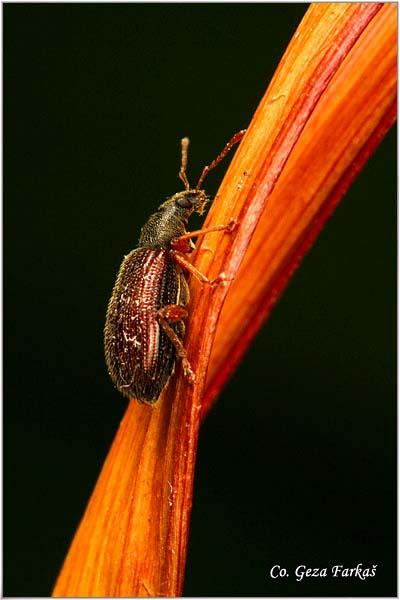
[4,4,396,597]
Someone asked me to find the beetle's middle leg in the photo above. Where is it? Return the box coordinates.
[157,305,195,384]
[170,250,231,287]
[170,219,237,284]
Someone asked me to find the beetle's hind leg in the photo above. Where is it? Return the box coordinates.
[157,305,195,384]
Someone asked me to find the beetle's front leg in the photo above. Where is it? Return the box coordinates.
[170,218,238,254]
[157,305,195,384]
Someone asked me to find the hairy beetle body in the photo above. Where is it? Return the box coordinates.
[104,131,245,404]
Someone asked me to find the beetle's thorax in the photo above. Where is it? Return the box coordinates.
[138,189,208,249]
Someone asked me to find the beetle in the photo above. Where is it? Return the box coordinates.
[104,130,245,404]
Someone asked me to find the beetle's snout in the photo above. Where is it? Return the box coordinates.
[191,190,209,216]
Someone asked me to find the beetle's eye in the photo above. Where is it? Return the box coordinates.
[176,197,193,208]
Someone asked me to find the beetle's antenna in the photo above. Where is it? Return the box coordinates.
[178,137,191,191]
[195,129,246,190]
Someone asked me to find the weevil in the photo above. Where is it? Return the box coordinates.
[104,130,245,404]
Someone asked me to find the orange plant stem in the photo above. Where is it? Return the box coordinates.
[203,4,397,412]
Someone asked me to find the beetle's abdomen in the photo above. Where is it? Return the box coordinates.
[104,248,184,403]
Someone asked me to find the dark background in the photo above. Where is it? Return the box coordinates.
[4,4,396,597]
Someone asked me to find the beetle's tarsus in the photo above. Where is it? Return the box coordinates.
[226,218,239,232]
[182,359,196,384]
[209,272,234,287]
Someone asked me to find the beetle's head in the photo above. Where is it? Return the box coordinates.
[170,189,208,214]
[156,189,208,228]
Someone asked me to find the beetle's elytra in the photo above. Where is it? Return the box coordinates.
[104,131,245,404]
